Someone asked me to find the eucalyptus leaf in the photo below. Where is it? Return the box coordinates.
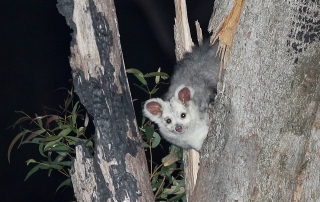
[151,132,161,148]
[155,67,161,84]
[56,178,71,192]
[168,192,186,201]
[41,162,63,170]
[48,168,52,177]
[26,159,37,165]
[162,152,180,166]
[44,137,62,151]
[141,116,146,126]
[144,125,154,141]
[46,145,73,153]
[8,130,26,163]
[71,101,79,126]
[11,115,30,128]
[36,116,43,128]
[58,127,72,137]
[133,83,149,94]
[126,68,147,85]
[150,88,159,95]
[144,72,169,78]
[151,174,159,185]
[40,135,61,143]
[24,164,41,181]
[39,143,47,157]
[142,142,149,148]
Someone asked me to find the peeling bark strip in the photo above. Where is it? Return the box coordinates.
[211,0,245,72]
[57,0,154,201]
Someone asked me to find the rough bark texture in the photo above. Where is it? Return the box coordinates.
[192,0,320,201]
[56,0,154,201]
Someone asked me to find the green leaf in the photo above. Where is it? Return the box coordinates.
[26,159,37,165]
[41,162,63,170]
[151,132,161,148]
[56,178,71,192]
[46,145,73,153]
[144,72,169,78]
[141,116,146,126]
[54,154,66,162]
[162,152,180,166]
[126,68,143,74]
[45,115,62,128]
[161,163,176,177]
[142,142,149,148]
[24,164,41,181]
[150,88,159,95]
[8,130,27,163]
[57,152,67,156]
[84,140,93,147]
[9,111,31,128]
[39,143,47,157]
[65,136,79,141]
[144,125,154,141]
[56,161,71,167]
[151,174,158,185]
[58,127,72,137]
[126,68,147,85]
[23,133,40,143]
[165,180,185,195]
[169,144,181,153]
[155,67,161,84]
[139,127,145,132]
[71,101,79,126]
[34,115,44,128]
[48,168,53,177]
[44,137,62,151]
[133,83,149,94]
[40,135,61,143]
[152,180,162,189]
[169,192,186,201]
[32,129,46,136]
[159,193,168,199]
[21,137,42,145]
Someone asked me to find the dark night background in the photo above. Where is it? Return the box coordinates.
[0,0,214,201]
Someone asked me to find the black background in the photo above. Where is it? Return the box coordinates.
[0,0,214,201]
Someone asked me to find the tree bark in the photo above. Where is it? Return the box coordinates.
[192,0,320,201]
[56,0,154,201]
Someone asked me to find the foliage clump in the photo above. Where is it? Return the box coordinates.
[8,68,186,201]
[8,89,93,192]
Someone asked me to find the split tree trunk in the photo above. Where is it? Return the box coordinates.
[56,0,154,201]
[192,0,320,201]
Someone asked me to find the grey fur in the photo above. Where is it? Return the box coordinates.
[163,41,220,115]
[143,41,220,150]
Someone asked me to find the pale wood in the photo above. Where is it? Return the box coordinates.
[173,1,201,201]
[173,0,194,61]
[195,21,203,46]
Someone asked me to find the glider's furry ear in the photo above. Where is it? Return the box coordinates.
[143,98,165,122]
[174,85,195,105]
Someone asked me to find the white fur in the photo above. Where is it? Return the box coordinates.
[143,86,208,151]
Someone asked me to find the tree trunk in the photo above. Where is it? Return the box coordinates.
[56,0,154,201]
[192,0,320,201]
